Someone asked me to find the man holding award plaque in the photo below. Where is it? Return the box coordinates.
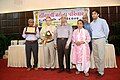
[22,19,40,71]
[40,16,56,71]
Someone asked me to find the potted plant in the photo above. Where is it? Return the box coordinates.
[108,21,120,55]
[0,33,15,59]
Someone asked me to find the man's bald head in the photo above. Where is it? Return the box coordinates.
[28,19,34,23]
[60,14,68,24]
[28,19,34,26]
[82,15,88,23]
[45,16,52,26]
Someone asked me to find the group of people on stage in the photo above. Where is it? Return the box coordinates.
[22,10,109,77]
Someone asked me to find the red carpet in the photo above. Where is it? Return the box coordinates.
[0,56,120,80]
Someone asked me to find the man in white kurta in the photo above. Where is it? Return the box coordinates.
[40,16,56,70]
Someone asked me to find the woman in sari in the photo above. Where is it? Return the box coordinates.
[71,20,91,76]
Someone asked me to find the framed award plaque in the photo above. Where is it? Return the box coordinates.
[25,26,36,34]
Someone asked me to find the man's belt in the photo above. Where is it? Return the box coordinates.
[57,38,68,40]
[92,37,105,40]
[46,39,54,43]
[26,40,37,44]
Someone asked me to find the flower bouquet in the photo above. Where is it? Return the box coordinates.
[42,31,52,44]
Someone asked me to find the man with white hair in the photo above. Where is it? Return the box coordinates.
[22,19,40,71]
[54,15,73,73]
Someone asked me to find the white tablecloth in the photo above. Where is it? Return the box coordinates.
[8,44,117,68]
[8,45,59,68]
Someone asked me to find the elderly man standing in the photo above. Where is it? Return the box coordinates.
[90,10,109,77]
[40,16,56,71]
[54,15,73,73]
[22,19,40,71]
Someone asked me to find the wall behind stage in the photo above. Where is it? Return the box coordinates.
[0,0,120,13]
[0,6,119,37]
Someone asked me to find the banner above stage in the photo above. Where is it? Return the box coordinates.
[33,8,90,27]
